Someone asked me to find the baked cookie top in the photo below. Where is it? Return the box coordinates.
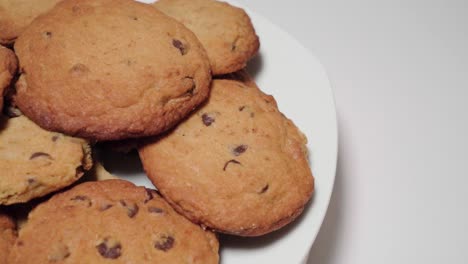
[154,0,259,75]
[14,0,211,141]
[8,180,219,264]
[0,0,62,45]
[0,45,17,110]
[0,115,92,205]
[139,77,314,236]
[0,211,16,264]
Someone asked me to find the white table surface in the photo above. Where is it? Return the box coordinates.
[236,1,468,263]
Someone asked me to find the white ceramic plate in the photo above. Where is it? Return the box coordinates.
[104,1,338,263]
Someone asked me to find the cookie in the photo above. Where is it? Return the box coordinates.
[0,0,62,45]
[0,45,17,110]
[0,115,93,205]
[139,77,314,236]
[8,180,219,263]
[0,211,16,263]
[14,0,211,141]
[154,0,260,75]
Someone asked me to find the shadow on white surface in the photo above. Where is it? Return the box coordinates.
[99,147,144,176]
[307,116,344,264]
[245,53,264,80]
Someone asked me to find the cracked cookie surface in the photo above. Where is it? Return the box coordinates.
[0,115,92,205]
[139,76,314,236]
[154,0,259,75]
[8,180,219,264]
[14,0,211,140]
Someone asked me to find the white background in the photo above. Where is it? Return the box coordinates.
[236,1,468,263]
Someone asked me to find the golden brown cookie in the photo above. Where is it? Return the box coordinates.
[154,0,260,75]
[0,115,92,205]
[14,0,211,141]
[139,77,314,236]
[8,180,219,263]
[0,45,17,110]
[0,211,16,263]
[0,0,62,45]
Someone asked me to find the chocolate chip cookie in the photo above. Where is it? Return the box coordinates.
[8,180,219,263]
[0,0,62,45]
[139,77,314,236]
[14,0,211,141]
[0,115,92,205]
[154,0,260,75]
[0,45,17,110]
[0,211,16,263]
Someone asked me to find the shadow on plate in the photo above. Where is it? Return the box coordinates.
[307,114,346,263]
[98,146,145,176]
[246,52,264,80]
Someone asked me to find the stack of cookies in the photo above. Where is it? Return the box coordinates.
[0,0,314,263]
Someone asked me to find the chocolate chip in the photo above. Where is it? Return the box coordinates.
[75,165,85,178]
[99,204,113,211]
[26,178,41,188]
[182,76,196,96]
[238,105,255,117]
[172,39,187,55]
[128,206,138,218]
[119,200,139,218]
[232,145,248,156]
[223,159,241,171]
[259,184,269,194]
[29,152,53,160]
[51,135,59,142]
[202,114,215,126]
[144,188,156,203]
[231,37,239,51]
[96,239,121,259]
[70,63,89,75]
[70,195,92,207]
[148,207,164,214]
[154,235,174,251]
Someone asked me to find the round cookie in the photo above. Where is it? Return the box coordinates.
[14,0,211,141]
[0,115,93,205]
[0,0,62,45]
[0,211,16,264]
[8,180,219,263]
[154,0,260,75]
[0,45,17,110]
[139,77,314,236]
